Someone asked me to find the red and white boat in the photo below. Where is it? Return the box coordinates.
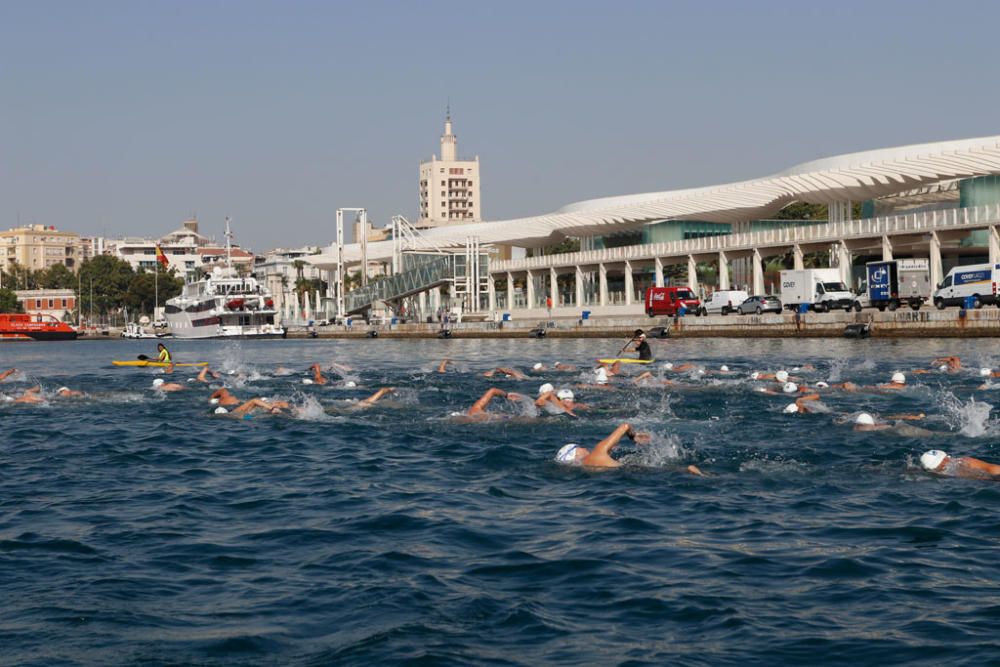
[0,313,79,341]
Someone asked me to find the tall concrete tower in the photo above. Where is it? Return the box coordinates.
[418,113,481,228]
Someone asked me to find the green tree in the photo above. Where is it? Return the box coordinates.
[0,288,20,313]
[77,255,136,316]
[38,263,76,289]
[772,202,828,220]
[125,268,184,316]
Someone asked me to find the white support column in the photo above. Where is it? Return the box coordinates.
[687,255,698,293]
[837,241,852,285]
[598,263,608,307]
[418,290,427,316]
[881,235,893,261]
[525,269,535,309]
[488,275,496,312]
[752,248,765,296]
[792,244,804,270]
[717,251,730,291]
[654,257,664,288]
[430,286,441,312]
[506,271,514,312]
[575,265,584,307]
[549,267,558,307]
[990,226,1000,266]
[623,261,633,305]
[929,231,943,291]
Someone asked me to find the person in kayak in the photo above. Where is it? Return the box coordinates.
[156,343,171,363]
[631,330,653,361]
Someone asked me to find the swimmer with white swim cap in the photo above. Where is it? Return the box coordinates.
[553,362,578,372]
[196,366,222,383]
[920,450,1000,479]
[519,386,582,416]
[878,372,907,390]
[783,393,822,414]
[230,397,292,417]
[55,386,84,398]
[578,366,616,391]
[152,378,186,392]
[209,388,240,406]
[532,362,545,372]
[11,386,45,404]
[555,423,704,474]
[538,383,555,397]
[308,363,328,385]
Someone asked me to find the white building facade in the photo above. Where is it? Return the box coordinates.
[418,115,481,228]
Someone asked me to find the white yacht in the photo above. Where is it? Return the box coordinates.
[164,219,285,339]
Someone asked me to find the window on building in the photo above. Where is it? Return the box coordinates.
[48,299,54,308]
[61,299,67,307]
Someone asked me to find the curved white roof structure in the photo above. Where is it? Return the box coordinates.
[310,134,1000,267]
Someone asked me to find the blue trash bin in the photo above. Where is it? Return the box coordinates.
[581,310,591,320]
[964,296,977,309]
[798,303,810,314]
[502,312,511,322]
[345,317,352,327]
[391,317,398,325]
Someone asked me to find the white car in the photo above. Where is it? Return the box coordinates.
[699,290,749,316]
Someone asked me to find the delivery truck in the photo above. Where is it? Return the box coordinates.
[779,268,860,313]
[932,262,1000,309]
[644,286,702,317]
[864,259,931,311]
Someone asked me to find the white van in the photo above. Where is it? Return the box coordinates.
[699,289,749,316]
[933,263,1000,309]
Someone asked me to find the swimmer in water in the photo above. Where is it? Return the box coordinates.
[229,397,292,416]
[356,387,396,407]
[920,450,1000,479]
[876,372,907,391]
[152,378,186,392]
[555,423,704,474]
[509,384,577,416]
[848,411,930,434]
[196,366,222,383]
[483,367,527,380]
[782,393,823,414]
[462,387,510,419]
[11,386,45,404]
[55,386,84,398]
[553,362,578,372]
[0,368,18,382]
[437,358,453,373]
[308,363,328,385]
[578,367,616,390]
[209,388,241,407]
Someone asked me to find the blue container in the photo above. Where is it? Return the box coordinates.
[391,317,398,325]
[798,303,810,314]
[581,310,591,320]
[345,317,352,327]
[502,312,511,322]
[964,296,977,309]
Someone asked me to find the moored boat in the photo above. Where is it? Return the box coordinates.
[0,313,78,341]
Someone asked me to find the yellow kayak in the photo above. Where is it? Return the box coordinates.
[597,358,654,364]
[112,360,209,368]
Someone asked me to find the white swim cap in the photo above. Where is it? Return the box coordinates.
[783,382,798,394]
[891,372,906,385]
[751,371,760,380]
[783,403,799,414]
[981,368,992,377]
[595,368,608,385]
[792,367,801,372]
[938,365,948,372]
[209,398,219,405]
[152,378,164,387]
[776,370,789,383]
[214,406,229,415]
[532,362,543,371]
[57,386,69,393]
[345,380,357,388]
[855,412,875,426]
[920,450,948,471]
[557,389,575,401]
[697,369,706,375]
[720,365,729,372]
[815,381,830,389]
[538,383,555,396]
[755,386,768,393]
[663,362,674,370]
[302,378,314,385]
[555,443,581,464]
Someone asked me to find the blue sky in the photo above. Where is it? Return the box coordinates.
[1,0,998,251]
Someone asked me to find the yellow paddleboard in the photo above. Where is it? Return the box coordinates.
[597,358,654,364]
[112,360,209,367]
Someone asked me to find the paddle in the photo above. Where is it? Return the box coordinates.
[137,354,150,361]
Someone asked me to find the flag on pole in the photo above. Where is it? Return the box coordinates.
[155,245,169,269]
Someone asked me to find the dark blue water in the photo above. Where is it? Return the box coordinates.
[2,337,1000,666]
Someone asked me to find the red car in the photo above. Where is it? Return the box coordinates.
[644,287,701,317]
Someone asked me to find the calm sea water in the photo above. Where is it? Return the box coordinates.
[2,337,1000,666]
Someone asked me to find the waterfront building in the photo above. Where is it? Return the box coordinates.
[418,114,482,228]
[310,134,1000,320]
[113,218,254,275]
[0,224,80,273]
[14,288,77,322]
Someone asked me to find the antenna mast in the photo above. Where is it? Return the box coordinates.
[224,216,233,271]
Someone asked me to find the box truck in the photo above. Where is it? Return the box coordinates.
[780,268,860,313]
[932,262,1000,309]
[864,259,931,311]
